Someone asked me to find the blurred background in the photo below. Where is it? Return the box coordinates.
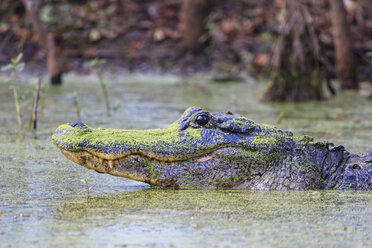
[0,0,371,98]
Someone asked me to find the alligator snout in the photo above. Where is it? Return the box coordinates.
[68,121,86,128]
[52,121,88,147]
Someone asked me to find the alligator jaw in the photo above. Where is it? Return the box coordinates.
[60,149,163,185]
[58,146,215,166]
[58,147,219,187]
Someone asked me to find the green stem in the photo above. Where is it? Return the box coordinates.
[97,70,111,116]
[13,87,23,132]
[73,90,81,122]
[86,183,90,203]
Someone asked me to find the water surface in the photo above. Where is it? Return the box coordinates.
[0,73,371,247]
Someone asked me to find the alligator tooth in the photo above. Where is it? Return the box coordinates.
[118,158,123,164]
[197,155,214,162]
[99,157,104,164]
[108,160,114,169]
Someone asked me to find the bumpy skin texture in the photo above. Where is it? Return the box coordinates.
[52,107,372,190]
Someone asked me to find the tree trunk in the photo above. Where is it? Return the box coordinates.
[261,0,327,102]
[179,0,214,53]
[329,0,358,89]
[22,0,63,85]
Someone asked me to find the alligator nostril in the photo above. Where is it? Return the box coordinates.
[69,121,86,128]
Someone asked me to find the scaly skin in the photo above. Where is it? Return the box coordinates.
[52,107,372,190]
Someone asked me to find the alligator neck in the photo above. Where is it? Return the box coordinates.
[318,145,372,190]
[317,145,348,189]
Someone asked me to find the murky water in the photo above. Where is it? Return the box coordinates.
[0,73,371,247]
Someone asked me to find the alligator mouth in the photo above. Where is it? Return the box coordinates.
[59,147,219,186]
[57,145,219,166]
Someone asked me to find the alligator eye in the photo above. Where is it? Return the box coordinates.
[352,164,361,170]
[196,115,209,126]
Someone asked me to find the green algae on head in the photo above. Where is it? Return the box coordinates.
[53,122,203,160]
[52,107,372,190]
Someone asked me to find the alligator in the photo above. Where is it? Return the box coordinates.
[52,107,372,190]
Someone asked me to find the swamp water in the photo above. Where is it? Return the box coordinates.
[0,74,371,247]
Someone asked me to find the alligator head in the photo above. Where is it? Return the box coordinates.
[52,107,372,190]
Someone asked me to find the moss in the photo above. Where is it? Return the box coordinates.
[148,165,161,181]
[298,136,314,145]
[56,123,184,146]
[249,126,291,150]
[53,122,205,160]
